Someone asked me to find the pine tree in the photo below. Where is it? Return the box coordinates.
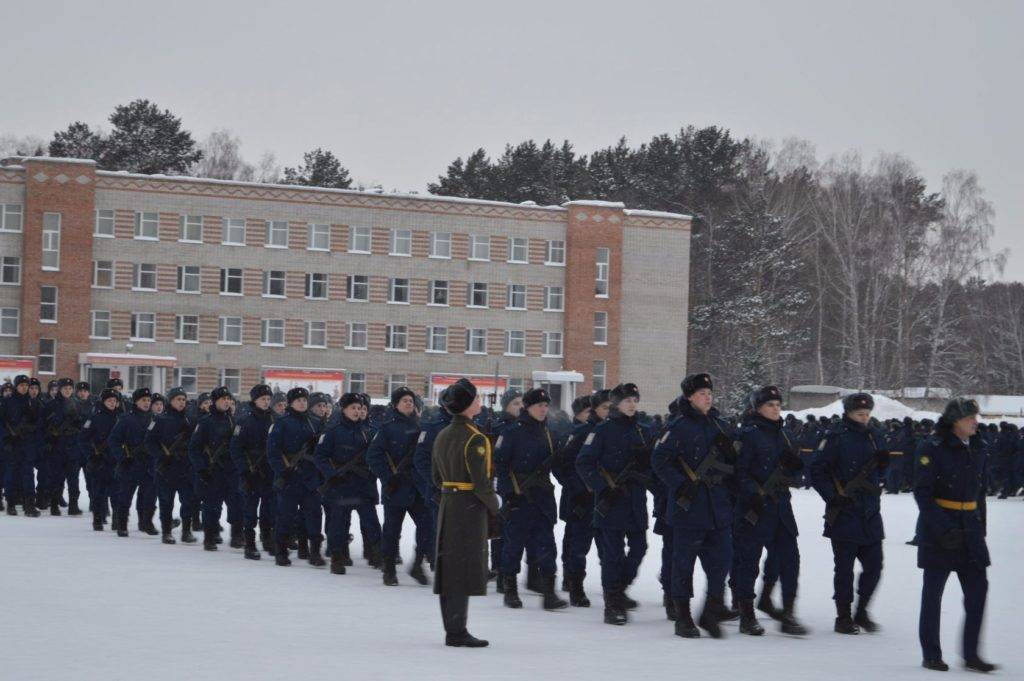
[281,148,352,189]
[101,100,202,174]
[725,352,769,415]
[48,122,105,161]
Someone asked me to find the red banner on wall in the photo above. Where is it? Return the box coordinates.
[0,357,34,384]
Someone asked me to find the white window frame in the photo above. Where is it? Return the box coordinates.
[429,280,449,307]
[347,322,368,350]
[92,260,112,289]
[261,318,285,347]
[469,234,490,261]
[219,368,241,396]
[508,237,528,264]
[543,331,563,358]
[347,372,366,395]
[544,286,564,312]
[347,275,369,302]
[594,311,608,345]
[465,328,487,355]
[429,232,451,259]
[262,270,286,298]
[545,240,566,266]
[596,247,610,297]
[1,256,21,285]
[39,285,57,324]
[177,266,200,294]
[385,324,408,351]
[223,218,246,246]
[468,282,488,308]
[174,367,199,396]
[93,209,114,238]
[389,278,409,304]
[308,223,330,251]
[427,326,448,353]
[387,374,407,395]
[505,330,525,357]
[593,360,607,392]
[218,316,242,345]
[175,315,199,343]
[0,307,19,336]
[130,312,156,342]
[219,268,243,296]
[349,225,371,254]
[265,220,288,249]
[38,338,55,374]
[389,228,412,256]
[506,284,527,310]
[305,272,328,300]
[134,212,159,240]
[41,212,60,271]
[304,321,327,348]
[133,263,157,291]
[1,204,23,233]
[90,310,111,340]
[180,215,203,243]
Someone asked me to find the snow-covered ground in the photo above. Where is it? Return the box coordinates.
[3,487,1020,680]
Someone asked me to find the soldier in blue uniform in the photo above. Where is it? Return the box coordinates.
[733,385,808,636]
[915,398,997,673]
[494,388,568,611]
[652,373,737,639]
[810,392,888,635]
[229,384,277,560]
[3,375,43,516]
[79,388,122,529]
[268,387,326,567]
[367,387,431,586]
[576,382,654,625]
[487,389,523,590]
[108,387,156,537]
[413,399,452,569]
[42,378,86,515]
[188,386,237,551]
[314,392,382,572]
[146,386,197,545]
[106,378,130,414]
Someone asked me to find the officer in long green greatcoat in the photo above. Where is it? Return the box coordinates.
[432,378,499,648]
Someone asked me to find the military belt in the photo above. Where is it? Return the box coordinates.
[935,498,977,511]
[442,481,474,492]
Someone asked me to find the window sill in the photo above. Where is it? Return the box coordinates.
[425,349,448,354]
[346,298,368,303]
[507,260,528,265]
[595,294,609,299]
[505,307,526,311]
[348,249,371,255]
[543,308,564,313]
[389,252,411,258]
[504,353,525,357]
[129,338,155,343]
[542,354,564,359]
[344,346,367,351]
[219,292,243,297]
[467,257,491,263]
[179,239,203,245]
[132,287,156,293]
[464,351,487,356]
[303,344,327,350]
[177,290,201,295]
[307,247,330,253]
[89,336,111,341]
[218,341,242,346]
[133,236,159,242]
[466,304,488,310]
[221,241,245,247]
[174,339,199,344]
[264,244,288,250]
[428,254,451,260]
[262,294,286,299]
[40,319,57,325]
[427,302,449,308]
[42,266,60,272]
[305,297,328,302]
[260,343,285,348]
[93,233,114,239]
[544,261,566,267]
[384,348,408,353]
[593,341,608,346]
[91,285,113,290]
[0,229,24,235]
[387,301,410,305]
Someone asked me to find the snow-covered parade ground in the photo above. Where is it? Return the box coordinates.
[3,489,1020,681]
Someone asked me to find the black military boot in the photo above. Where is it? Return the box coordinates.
[541,575,568,610]
[603,591,628,625]
[835,602,859,634]
[161,520,176,545]
[739,599,764,636]
[561,573,570,592]
[757,583,784,621]
[180,522,196,544]
[921,659,949,672]
[191,509,202,532]
[568,574,591,608]
[139,512,159,536]
[243,529,261,560]
[699,595,727,639]
[5,497,15,515]
[275,546,291,566]
[0,497,4,511]
[383,560,399,586]
[620,590,638,610]
[442,595,488,648]
[172,517,181,528]
[502,575,523,609]
[361,537,371,561]
[663,593,677,621]
[724,587,740,621]
[367,543,383,569]
[203,529,218,551]
[340,544,353,566]
[964,658,998,673]
[409,551,429,585]
[58,493,67,507]
[296,536,310,560]
[526,564,543,594]
[779,598,808,636]
[68,492,82,516]
[854,600,879,633]
[92,510,104,531]
[308,537,326,567]
[229,523,244,549]
[330,550,347,575]
[49,493,62,516]
[24,495,41,518]
[117,511,129,537]
[495,572,505,594]
[674,599,700,638]
[259,527,276,555]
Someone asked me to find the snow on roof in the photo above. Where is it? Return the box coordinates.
[786,394,928,421]
[790,384,853,395]
[562,200,626,209]
[874,387,952,399]
[623,208,692,221]
[5,156,97,166]
[966,394,1024,417]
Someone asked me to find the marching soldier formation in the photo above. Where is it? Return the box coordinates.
[0,373,1003,670]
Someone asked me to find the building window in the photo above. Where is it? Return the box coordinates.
[508,237,528,263]
[94,209,113,237]
[263,270,285,297]
[465,328,487,354]
[92,260,112,288]
[390,229,412,256]
[387,374,407,395]
[592,360,606,391]
[176,315,199,343]
[596,247,610,297]
[265,220,288,248]
[508,378,525,394]
[544,286,564,311]
[428,326,448,353]
[505,330,525,356]
[304,321,326,348]
[42,212,60,270]
[173,367,198,396]
[133,263,157,291]
[90,310,110,339]
[128,365,153,391]
[0,307,19,336]
[386,324,408,351]
[177,266,200,293]
[429,280,449,306]
[261,318,285,346]
[223,218,246,245]
[347,275,369,302]
[348,372,366,394]
[347,322,367,349]
[40,286,57,323]
[349,225,371,253]
[130,312,155,341]
[305,272,328,300]
[1,256,21,285]
[220,268,242,295]
[544,331,563,357]
[594,311,608,345]
[546,240,565,265]
[0,204,23,232]
[468,282,488,308]
[134,212,158,239]
[219,369,241,395]
[180,215,203,242]
[469,234,490,261]
[389,278,409,304]
[430,232,451,258]
[218,316,242,344]
[308,223,330,251]
[506,284,526,310]
[38,338,55,374]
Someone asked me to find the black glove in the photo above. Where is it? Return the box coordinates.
[939,528,964,551]
[780,450,804,472]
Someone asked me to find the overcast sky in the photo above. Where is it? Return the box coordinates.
[4,1,1021,278]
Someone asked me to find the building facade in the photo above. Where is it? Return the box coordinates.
[0,157,691,411]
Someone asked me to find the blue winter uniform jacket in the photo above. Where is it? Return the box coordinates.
[809,416,886,544]
[313,414,375,503]
[652,401,737,530]
[575,410,655,531]
[108,406,154,473]
[3,392,42,451]
[913,423,990,570]
[366,409,421,507]
[413,409,451,504]
[735,414,800,540]
[79,404,120,471]
[493,412,559,523]
[552,414,599,522]
[266,408,322,493]
[229,403,276,488]
[188,408,236,482]
[145,407,195,481]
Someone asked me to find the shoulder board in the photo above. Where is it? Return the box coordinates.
[584,432,596,446]
[417,431,426,443]
[318,433,325,444]
[83,419,91,429]
[233,425,241,436]
[495,435,504,449]
[267,424,274,435]
[147,421,156,431]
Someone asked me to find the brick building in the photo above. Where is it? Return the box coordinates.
[0,156,691,411]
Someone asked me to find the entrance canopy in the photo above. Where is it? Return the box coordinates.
[79,353,177,368]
